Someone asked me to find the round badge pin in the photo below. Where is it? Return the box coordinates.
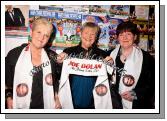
[45,73,53,86]
[122,74,135,87]
[16,83,28,97]
[95,84,108,96]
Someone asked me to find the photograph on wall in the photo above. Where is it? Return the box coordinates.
[5,5,29,39]
[5,5,29,29]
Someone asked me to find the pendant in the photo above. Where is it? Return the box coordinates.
[120,55,126,63]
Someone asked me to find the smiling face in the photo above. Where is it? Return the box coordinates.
[117,31,136,49]
[81,27,97,50]
[30,19,53,49]
[116,21,138,49]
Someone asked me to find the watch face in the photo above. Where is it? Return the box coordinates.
[122,74,135,87]
[45,73,53,86]
[16,83,28,97]
[95,84,108,96]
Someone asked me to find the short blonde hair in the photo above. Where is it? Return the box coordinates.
[32,17,53,33]
[81,22,101,36]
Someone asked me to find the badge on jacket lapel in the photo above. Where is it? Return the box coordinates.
[122,74,135,87]
[45,73,53,86]
[16,83,28,97]
[95,84,107,96]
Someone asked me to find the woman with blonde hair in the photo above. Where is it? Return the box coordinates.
[5,18,61,109]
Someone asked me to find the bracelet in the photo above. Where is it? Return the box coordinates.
[6,92,13,99]
[130,90,137,100]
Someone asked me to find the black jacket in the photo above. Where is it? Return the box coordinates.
[132,50,155,109]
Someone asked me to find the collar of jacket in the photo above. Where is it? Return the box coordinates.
[78,42,97,53]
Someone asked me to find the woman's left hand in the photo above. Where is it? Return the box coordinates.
[104,56,114,66]
[54,94,62,109]
[120,91,133,102]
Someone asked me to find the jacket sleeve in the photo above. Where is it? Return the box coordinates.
[5,44,27,99]
[133,51,155,108]
[5,54,15,98]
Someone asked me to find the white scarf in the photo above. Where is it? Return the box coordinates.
[107,45,143,109]
[58,58,113,109]
[13,46,55,109]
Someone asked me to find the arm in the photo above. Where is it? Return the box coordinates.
[54,92,62,109]
[47,50,62,109]
[133,52,155,108]
[5,54,14,109]
[5,44,27,109]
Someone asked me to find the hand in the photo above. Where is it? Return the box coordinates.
[104,56,114,66]
[56,52,67,63]
[54,94,62,109]
[120,91,134,102]
[6,97,13,109]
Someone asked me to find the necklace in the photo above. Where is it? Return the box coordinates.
[120,47,133,63]
[120,48,128,63]
[120,54,127,63]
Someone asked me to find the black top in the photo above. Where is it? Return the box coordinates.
[109,49,124,109]
[30,68,44,109]
[115,52,125,92]
[5,44,61,109]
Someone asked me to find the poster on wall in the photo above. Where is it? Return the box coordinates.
[108,17,123,47]
[63,5,89,14]
[53,12,82,47]
[138,35,148,51]
[89,5,110,16]
[29,9,82,48]
[39,5,63,12]
[135,5,149,20]
[109,5,130,19]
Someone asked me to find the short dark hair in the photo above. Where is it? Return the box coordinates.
[116,21,138,36]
